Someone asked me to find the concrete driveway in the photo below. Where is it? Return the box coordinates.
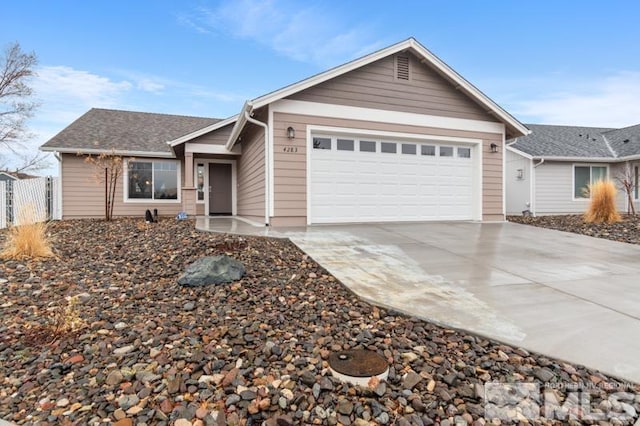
[198,218,640,383]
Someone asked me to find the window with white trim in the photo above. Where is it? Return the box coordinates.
[574,165,607,199]
[127,160,179,201]
[196,163,205,202]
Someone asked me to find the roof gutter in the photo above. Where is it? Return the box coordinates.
[529,156,614,163]
[242,109,270,226]
[39,147,175,158]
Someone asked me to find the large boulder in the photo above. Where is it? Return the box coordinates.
[177,255,245,287]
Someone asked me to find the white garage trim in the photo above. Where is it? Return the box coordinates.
[306,125,482,224]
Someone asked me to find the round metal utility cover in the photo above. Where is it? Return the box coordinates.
[328,350,389,386]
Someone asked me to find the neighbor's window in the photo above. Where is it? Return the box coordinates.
[381,142,397,153]
[458,147,471,158]
[313,137,331,150]
[440,146,454,157]
[360,140,376,152]
[574,165,607,198]
[196,163,205,201]
[127,160,179,201]
[421,145,436,156]
[337,139,355,151]
[635,166,639,199]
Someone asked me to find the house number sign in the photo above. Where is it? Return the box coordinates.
[282,146,298,153]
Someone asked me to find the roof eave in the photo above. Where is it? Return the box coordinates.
[40,146,176,158]
[225,102,252,150]
[168,115,238,147]
[529,155,615,163]
[505,145,533,159]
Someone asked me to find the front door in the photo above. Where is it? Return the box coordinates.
[209,163,232,215]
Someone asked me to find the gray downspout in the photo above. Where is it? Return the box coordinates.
[243,110,270,226]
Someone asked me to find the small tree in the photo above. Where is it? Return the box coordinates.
[0,42,51,173]
[0,42,37,147]
[84,152,123,221]
[616,162,636,215]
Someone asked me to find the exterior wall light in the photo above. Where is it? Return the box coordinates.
[287,126,295,139]
[490,143,498,153]
[517,169,524,180]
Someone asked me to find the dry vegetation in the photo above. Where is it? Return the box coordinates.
[584,180,621,224]
[0,206,53,260]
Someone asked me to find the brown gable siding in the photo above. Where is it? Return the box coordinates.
[273,112,504,223]
[189,123,234,145]
[287,53,497,123]
[60,154,184,219]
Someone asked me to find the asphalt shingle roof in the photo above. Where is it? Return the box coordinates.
[602,124,640,158]
[41,108,219,155]
[510,124,616,158]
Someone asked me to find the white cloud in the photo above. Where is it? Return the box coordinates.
[34,66,132,111]
[185,0,384,66]
[512,71,640,128]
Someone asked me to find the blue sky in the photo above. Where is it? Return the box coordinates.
[2,0,640,174]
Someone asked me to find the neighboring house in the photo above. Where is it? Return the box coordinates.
[41,38,528,225]
[506,124,640,216]
[0,171,38,182]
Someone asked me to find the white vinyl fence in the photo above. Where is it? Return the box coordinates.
[0,177,61,229]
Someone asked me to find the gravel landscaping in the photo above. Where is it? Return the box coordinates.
[508,214,640,245]
[1,218,639,426]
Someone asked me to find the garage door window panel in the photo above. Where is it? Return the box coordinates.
[421,145,436,156]
[360,140,376,152]
[458,147,471,158]
[381,142,397,153]
[313,137,331,150]
[337,139,355,151]
[402,143,417,155]
[440,146,454,157]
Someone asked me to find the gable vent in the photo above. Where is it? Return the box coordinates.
[396,55,410,80]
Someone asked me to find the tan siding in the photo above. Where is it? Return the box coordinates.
[60,154,183,219]
[189,124,234,145]
[272,112,504,221]
[236,125,265,219]
[287,53,496,122]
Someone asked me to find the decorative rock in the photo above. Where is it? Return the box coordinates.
[114,345,135,355]
[403,371,422,390]
[117,395,139,410]
[337,400,354,416]
[174,419,192,426]
[106,370,124,385]
[56,398,70,407]
[177,255,245,287]
[534,367,555,383]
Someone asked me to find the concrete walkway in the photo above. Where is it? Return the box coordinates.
[197,217,640,383]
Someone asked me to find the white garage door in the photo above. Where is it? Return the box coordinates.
[309,134,475,223]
